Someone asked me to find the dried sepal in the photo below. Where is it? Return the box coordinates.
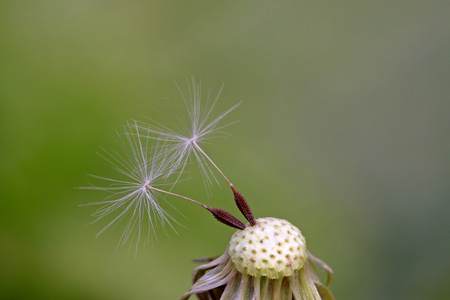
[307,251,334,287]
[181,250,236,300]
[314,282,335,300]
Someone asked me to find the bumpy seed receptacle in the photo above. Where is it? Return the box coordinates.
[181,217,334,300]
[228,217,307,280]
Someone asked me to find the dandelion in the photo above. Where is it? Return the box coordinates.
[82,79,334,299]
[181,218,334,300]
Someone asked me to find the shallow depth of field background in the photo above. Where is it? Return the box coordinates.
[1,1,449,299]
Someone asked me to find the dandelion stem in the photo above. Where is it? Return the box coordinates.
[193,141,232,186]
[192,141,257,226]
[147,185,246,230]
[147,186,208,209]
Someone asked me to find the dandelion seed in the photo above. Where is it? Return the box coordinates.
[82,122,247,250]
[81,124,180,249]
[136,77,257,225]
[136,76,241,187]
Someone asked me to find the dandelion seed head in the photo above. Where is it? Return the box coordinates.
[181,218,334,300]
[82,79,334,298]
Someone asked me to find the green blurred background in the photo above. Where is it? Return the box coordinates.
[1,1,449,299]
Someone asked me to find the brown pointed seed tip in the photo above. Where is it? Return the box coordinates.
[205,206,246,230]
[230,184,257,226]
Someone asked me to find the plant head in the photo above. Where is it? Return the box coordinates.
[82,78,334,299]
